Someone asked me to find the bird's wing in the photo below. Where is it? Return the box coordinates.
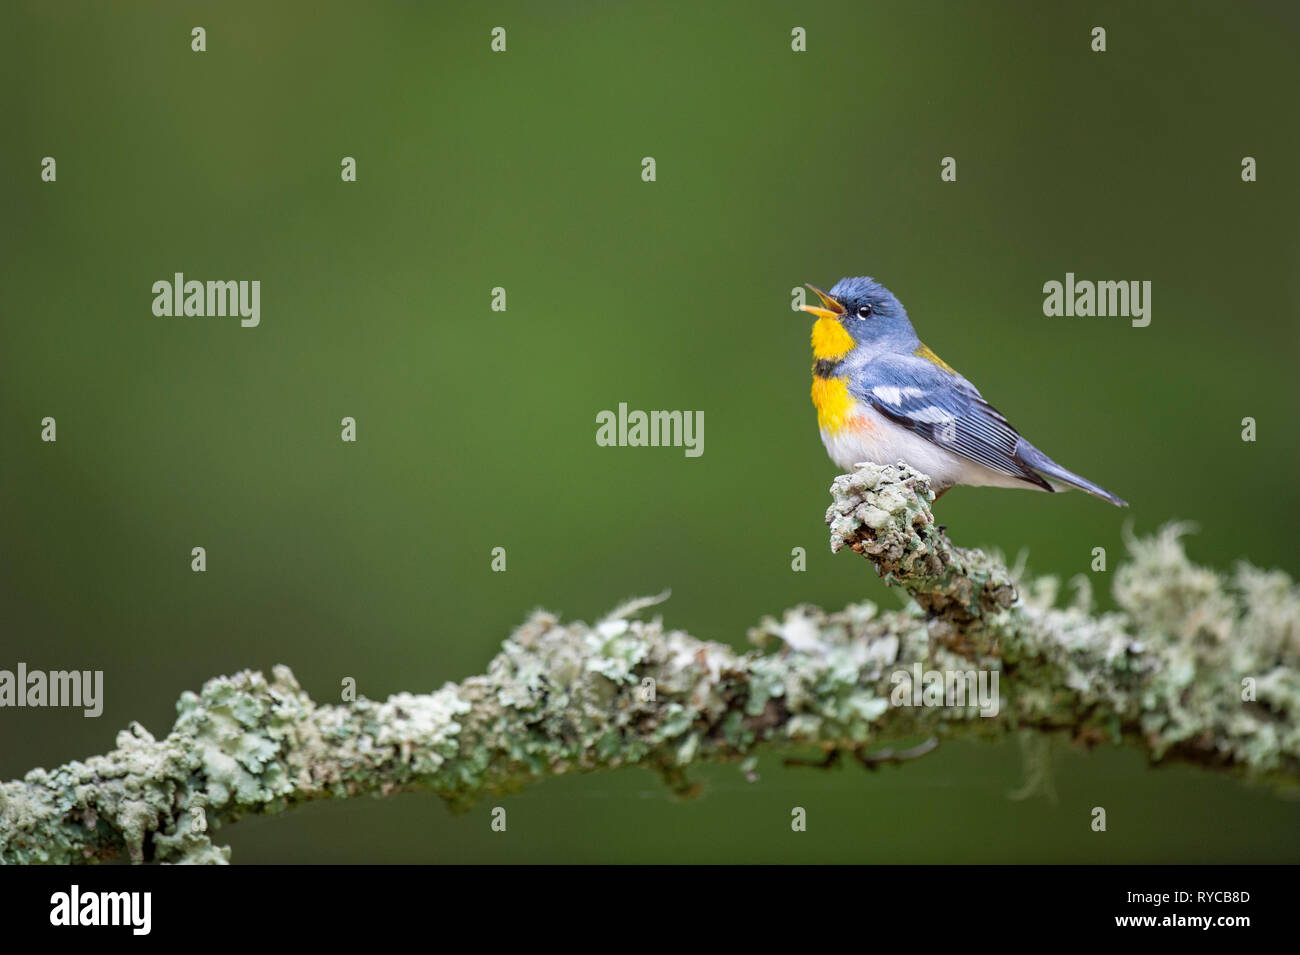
[849,353,1052,490]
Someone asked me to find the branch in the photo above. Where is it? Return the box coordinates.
[3,463,1297,864]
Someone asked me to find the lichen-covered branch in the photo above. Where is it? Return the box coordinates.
[2,463,1297,864]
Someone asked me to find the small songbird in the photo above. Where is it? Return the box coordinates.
[800,276,1126,506]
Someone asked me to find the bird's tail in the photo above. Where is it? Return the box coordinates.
[1017,441,1128,507]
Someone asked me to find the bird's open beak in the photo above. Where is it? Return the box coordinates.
[798,283,845,320]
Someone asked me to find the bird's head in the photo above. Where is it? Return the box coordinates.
[799,276,916,362]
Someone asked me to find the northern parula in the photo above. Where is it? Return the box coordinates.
[800,276,1126,506]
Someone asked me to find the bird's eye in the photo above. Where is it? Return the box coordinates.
[856,304,873,318]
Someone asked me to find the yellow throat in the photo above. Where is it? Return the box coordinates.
[810,317,857,434]
[811,317,855,361]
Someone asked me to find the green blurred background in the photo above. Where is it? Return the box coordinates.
[3,0,1299,862]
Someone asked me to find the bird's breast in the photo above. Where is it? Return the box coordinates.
[811,375,870,435]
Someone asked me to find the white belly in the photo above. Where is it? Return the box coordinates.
[820,404,1036,492]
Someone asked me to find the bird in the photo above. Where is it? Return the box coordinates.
[798,276,1127,506]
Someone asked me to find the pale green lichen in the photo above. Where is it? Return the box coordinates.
[2,462,1296,864]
